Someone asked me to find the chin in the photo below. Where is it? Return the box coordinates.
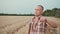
[35,14,40,16]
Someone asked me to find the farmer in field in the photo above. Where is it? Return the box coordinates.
[28,5,57,34]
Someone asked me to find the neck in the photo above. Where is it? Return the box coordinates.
[35,15,42,18]
[35,15,42,17]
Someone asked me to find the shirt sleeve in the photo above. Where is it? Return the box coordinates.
[29,17,34,25]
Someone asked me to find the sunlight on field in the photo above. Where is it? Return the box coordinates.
[0,16,60,34]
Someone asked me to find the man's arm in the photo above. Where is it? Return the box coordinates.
[46,19,57,28]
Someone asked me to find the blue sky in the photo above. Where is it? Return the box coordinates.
[0,0,60,14]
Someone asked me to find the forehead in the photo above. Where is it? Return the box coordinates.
[35,6,42,9]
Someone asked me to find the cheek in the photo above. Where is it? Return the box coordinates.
[37,11,42,14]
[35,11,39,14]
[35,11,40,15]
[35,10,43,14]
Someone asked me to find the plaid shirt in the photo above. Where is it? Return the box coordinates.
[29,16,47,34]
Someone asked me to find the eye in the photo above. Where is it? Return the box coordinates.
[35,9,40,11]
[35,9,37,10]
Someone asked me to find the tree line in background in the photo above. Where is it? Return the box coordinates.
[42,8,60,18]
[0,13,34,16]
[0,8,60,18]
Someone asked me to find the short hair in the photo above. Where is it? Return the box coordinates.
[37,5,44,10]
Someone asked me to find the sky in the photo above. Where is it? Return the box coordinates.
[0,0,60,14]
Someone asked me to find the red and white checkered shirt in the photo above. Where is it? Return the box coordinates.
[29,16,47,34]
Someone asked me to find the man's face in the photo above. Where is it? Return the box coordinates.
[35,6,43,16]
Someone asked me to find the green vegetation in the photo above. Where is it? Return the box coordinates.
[0,13,34,16]
[0,8,60,18]
[43,8,60,18]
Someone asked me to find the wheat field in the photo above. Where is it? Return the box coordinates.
[0,16,60,34]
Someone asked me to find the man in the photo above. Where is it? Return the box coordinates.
[28,5,57,34]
